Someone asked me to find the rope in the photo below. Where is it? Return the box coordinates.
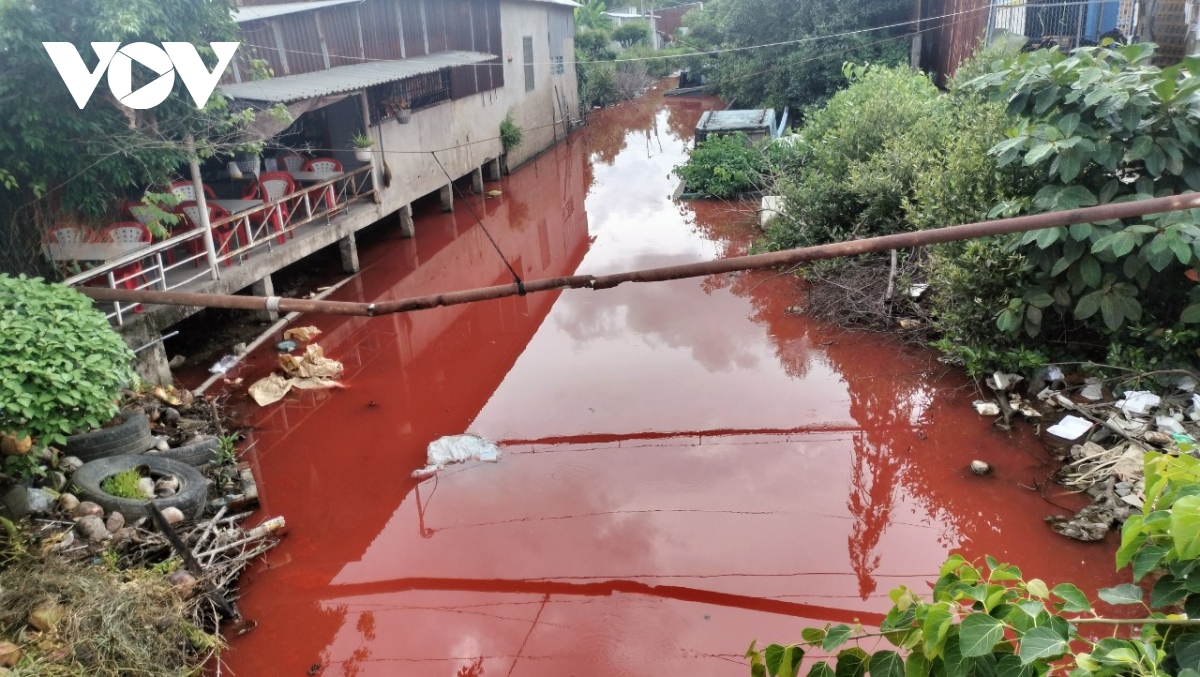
[430,150,523,288]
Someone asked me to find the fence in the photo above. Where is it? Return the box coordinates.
[986,0,1122,45]
[63,165,376,326]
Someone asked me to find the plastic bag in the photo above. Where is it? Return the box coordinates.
[412,434,501,478]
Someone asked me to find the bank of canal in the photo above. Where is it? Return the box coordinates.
[223,85,1126,676]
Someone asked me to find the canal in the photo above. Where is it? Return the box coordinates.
[224,85,1125,676]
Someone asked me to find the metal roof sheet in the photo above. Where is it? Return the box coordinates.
[526,0,582,6]
[696,109,774,132]
[219,51,497,103]
[233,0,362,23]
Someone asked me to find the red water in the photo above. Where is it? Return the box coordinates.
[223,86,1125,676]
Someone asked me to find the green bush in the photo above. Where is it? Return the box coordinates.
[675,133,771,198]
[612,21,650,49]
[500,113,523,153]
[581,62,618,107]
[621,45,690,79]
[0,275,133,449]
[959,43,1200,366]
[576,29,615,61]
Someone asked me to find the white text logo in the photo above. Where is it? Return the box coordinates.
[42,42,240,110]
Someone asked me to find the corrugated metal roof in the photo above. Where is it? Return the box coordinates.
[233,0,362,23]
[219,51,497,102]
[525,0,582,7]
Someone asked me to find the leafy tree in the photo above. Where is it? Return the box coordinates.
[959,44,1200,364]
[680,0,911,110]
[0,0,262,277]
[612,21,651,49]
[575,0,613,32]
[675,133,773,198]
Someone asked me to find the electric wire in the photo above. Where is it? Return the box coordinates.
[430,150,524,288]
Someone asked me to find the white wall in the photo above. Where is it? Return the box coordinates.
[367,0,578,217]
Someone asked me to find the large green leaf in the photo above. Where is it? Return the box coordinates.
[870,651,904,677]
[823,625,854,652]
[959,614,1005,657]
[1131,544,1168,581]
[1097,583,1143,606]
[1051,583,1091,612]
[1171,495,1200,559]
[1017,626,1068,665]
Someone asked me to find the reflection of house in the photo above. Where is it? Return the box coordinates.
[68,0,581,382]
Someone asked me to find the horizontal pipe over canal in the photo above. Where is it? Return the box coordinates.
[79,193,1200,316]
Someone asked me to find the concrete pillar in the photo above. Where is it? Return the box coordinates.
[485,157,503,182]
[470,167,484,194]
[398,203,415,238]
[339,233,360,273]
[439,183,454,212]
[124,323,172,386]
[250,274,279,322]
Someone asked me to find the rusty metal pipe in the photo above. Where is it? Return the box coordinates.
[77,193,1200,317]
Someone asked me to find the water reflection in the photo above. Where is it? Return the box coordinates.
[225,86,1123,677]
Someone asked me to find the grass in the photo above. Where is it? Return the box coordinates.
[99,469,144,499]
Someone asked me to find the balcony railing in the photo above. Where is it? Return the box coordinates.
[985,0,1121,46]
[62,165,376,325]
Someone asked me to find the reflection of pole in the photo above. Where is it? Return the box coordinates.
[186,134,221,279]
[414,476,437,538]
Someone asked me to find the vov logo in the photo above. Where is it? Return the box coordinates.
[42,42,240,110]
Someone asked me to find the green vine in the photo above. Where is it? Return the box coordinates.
[751,451,1200,677]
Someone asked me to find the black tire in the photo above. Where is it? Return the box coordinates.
[63,412,154,462]
[155,436,220,467]
[72,455,208,520]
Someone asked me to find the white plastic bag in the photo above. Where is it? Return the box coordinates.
[411,434,501,478]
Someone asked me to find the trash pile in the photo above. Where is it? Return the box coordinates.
[973,367,1200,541]
[247,327,344,406]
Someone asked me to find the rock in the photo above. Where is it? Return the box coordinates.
[75,515,111,542]
[28,604,64,633]
[162,407,181,425]
[26,487,56,514]
[73,501,103,519]
[156,476,180,498]
[168,354,186,368]
[46,470,67,492]
[60,456,84,473]
[233,342,248,355]
[137,477,156,499]
[167,569,198,596]
[105,511,125,533]
[154,438,170,453]
[161,506,185,526]
[0,641,20,668]
[970,460,992,476]
[0,433,32,456]
[58,493,80,513]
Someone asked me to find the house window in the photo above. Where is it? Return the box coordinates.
[523,36,535,91]
[551,55,564,76]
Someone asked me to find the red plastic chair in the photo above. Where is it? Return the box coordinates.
[276,151,308,173]
[303,158,343,209]
[241,172,294,244]
[175,201,242,267]
[47,226,85,244]
[102,222,152,312]
[169,180,217,203]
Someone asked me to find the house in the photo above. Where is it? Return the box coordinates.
[62,0,581,382]
[606,6,663,49]
[655,2,703,44]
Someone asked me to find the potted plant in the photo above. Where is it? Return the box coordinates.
[383,97,412,123]
[352,133,375,162]
[233,143,262,175]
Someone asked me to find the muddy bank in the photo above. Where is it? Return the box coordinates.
[219,86,1125,676]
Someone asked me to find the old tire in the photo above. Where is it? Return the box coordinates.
[72,455,207,520]
[62,411,153,462]
[155,436,220,467]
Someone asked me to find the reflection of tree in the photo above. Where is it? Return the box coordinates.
[341,610,376,677]
[584,95,663,165]
[685,196,946,600]
[664,97,720,144]
[457,656,485,677]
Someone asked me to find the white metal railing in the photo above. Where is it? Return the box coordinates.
[62,166,376,325]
